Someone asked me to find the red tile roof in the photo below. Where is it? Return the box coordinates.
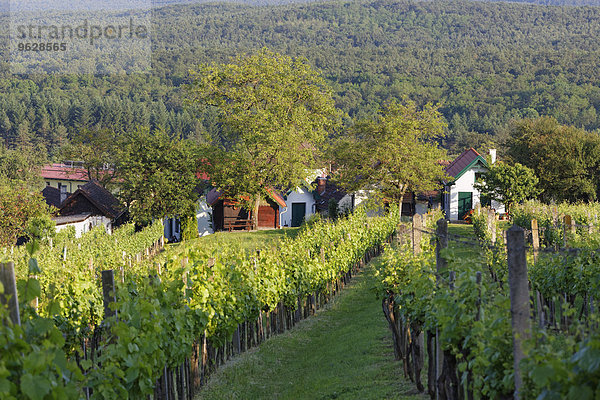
[445,148,486,178]
[41,164,90,181]
[196,171,210,180]
[266,188,287,208]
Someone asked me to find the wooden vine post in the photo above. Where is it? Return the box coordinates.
[486,209,496,244]
[0,262,20,326]
[563,215,574,247]
[506,226,531,400]
[531,218,540,262]
[101,270,117,321]
[412,213,422,255]
[435,218,448,399]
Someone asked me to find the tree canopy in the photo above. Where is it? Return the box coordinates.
[507,117,600,203]
[117,128,202,227]
[333,100,447,213]
[3,0,600,158]
[474,161,539,214]
[60,129,123,188]
[0,180,54,246]
[187,48,339,225]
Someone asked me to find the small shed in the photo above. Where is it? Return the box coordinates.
[57,180,126,234]
[207,188,286,231]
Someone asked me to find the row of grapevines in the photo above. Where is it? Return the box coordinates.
[1,222,164,353]
[378,210,600,399]
[1,208,398,399]
[512,200,600,248]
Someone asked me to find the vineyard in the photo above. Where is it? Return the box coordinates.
[376,204,600,399]
[0,208,398,399]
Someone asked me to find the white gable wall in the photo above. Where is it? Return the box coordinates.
[447,165,486,221]
[280,187,315,227]
[446,163,506,220]
[197,199,213,236]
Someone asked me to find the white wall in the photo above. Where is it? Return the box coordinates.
[446,163,507,220]
[196,199,213,236]
[55,215,112,238]
[447,166,486,221]
[338,194,354,214]
[280,187,315,227]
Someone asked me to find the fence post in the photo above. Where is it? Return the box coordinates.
[531,218,540,263]
[487,209,496,244]
[436,219,448,273]
[435,218,448,400]
[413,214,422,255]
[563,215,573,247]
[0,262,20,326]
[101,270,117,320]
[507,226,531,400]
[475,271,482,322]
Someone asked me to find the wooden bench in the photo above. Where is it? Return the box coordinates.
[224,219,253,232]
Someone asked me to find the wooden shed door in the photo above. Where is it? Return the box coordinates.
[258,205,277,228]
[291,203,306,227]
[458,192,473,220]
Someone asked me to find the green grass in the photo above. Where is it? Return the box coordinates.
[162,228,302,258]
[192,228,302,253]
[195,260,427,400]
[447,223,486,261]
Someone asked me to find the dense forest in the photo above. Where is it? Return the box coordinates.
[3,0,600,155]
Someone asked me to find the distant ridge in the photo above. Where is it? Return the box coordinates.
[1,0,599,14]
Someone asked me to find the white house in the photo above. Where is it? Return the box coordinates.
[280,186,316,227]
[48,180,126,237]
[443,148,505,221]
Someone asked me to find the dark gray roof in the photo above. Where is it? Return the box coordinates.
[313,180,349,212]
[42,186,64,209]
[60,180,124,219]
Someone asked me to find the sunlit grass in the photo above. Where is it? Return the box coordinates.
[161,228,302,259]
[195,261,427,400]
[447,223,486,261]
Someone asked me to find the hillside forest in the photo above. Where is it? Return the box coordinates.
[2,0,600,158]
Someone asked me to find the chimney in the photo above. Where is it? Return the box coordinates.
[489,149,497,164]
[317,177,326,195]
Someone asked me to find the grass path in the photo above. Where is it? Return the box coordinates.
[195,259,427,400]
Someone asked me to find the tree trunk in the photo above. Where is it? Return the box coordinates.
[397,186,406,220]
[253,193,261,230]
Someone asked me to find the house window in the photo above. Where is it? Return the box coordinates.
[46,182,50,186]
[474,172,484,183]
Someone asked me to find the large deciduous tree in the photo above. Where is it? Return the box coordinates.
[0,180,54,246]
[187,48,339,228]
[117,127,202,227]
[474,161,539,215]
[60,128,122,188]
[0,144,53,245]
[333,100,447,215]
[507,117,600,202]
